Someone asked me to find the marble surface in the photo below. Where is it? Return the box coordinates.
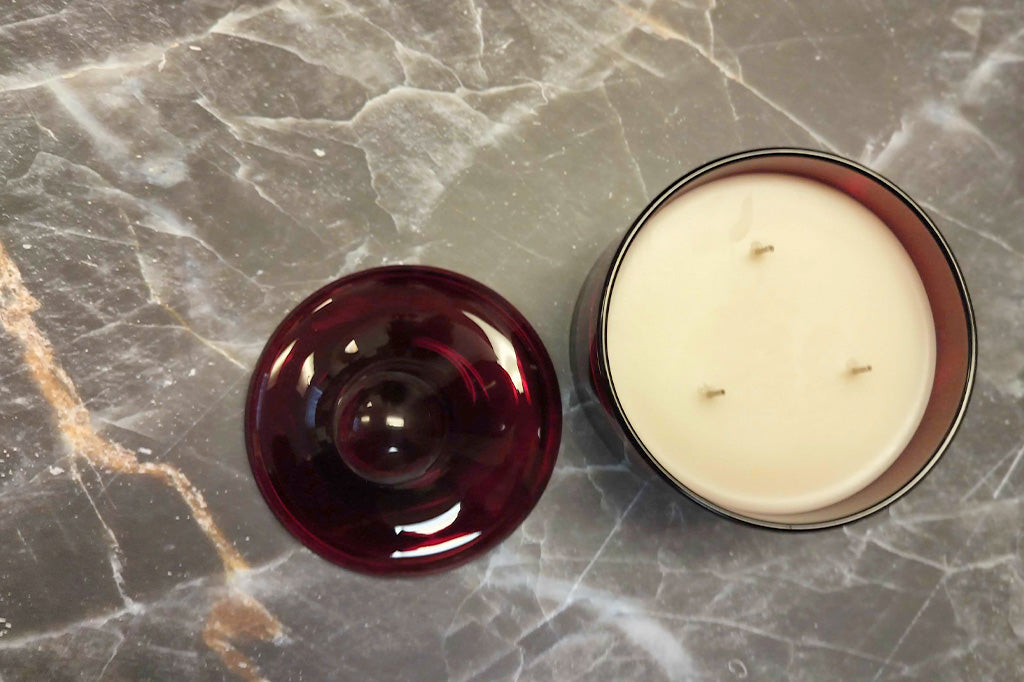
[0,1,1022,680]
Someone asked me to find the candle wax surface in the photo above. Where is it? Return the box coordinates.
[607,173,936,515]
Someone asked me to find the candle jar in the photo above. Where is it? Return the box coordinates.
[571,148,977,529]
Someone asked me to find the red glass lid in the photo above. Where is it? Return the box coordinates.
[245,266,562,575]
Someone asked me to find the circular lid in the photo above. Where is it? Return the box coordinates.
[245,266,561,575]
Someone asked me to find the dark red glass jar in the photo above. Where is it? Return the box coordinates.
[571,148,977,529]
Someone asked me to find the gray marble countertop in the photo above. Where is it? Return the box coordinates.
[1,1,1022,680]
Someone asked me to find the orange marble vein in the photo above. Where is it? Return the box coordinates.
[204,593,283,682]
[617,2,688,42]
[0,241,281,680]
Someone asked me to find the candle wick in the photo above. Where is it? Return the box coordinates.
[700,384,726,398]
[849,363,873,375]
[750,242,775,256]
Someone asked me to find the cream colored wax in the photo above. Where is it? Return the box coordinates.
[607,173,936,515]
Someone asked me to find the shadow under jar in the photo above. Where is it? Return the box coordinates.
[571,148,976,529]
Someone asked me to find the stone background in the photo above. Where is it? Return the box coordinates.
[0,1,1022,680]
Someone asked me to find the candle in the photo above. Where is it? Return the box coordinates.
[605,173,936,515]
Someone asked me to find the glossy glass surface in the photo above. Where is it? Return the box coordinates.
[247,266,561,575]
[572,148,976,529]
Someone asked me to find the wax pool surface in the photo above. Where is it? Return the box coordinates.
[607,173,936,515]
